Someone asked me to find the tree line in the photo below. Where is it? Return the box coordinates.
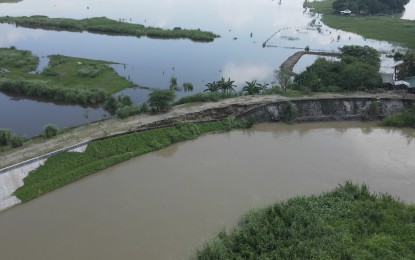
[333,0,409,15]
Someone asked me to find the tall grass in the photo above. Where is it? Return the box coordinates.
[0,47,39,72]
[0,78,107,104]
[14,119,253,202]
[0,16,220,42]
[382,106,415,128]
[196,182,415,259]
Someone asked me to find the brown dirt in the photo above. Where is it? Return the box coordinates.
[0,92,412,169]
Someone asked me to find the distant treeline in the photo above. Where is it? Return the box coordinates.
[333,0,409,14]
[0,78,106,105]
[0,16,220,42]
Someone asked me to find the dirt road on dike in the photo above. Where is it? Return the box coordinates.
[0,92,411,169]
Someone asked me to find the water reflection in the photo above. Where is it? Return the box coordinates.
[0,0,410,134]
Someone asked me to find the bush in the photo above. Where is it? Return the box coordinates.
[116,105,140,119]
[43,124,58,138]
[148,89,175,112]
[10,135,23,148]
[283,102,298,123]
[0,129,12,145]
[382,106,415,128]
[196,182,415,259]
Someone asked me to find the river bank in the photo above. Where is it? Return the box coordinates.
[0,92,414,212]
[1,92,412,170]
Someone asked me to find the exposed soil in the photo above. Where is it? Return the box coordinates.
[0,92,412,169]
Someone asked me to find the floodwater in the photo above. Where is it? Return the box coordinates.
[0,121,414,260]
[0,0,411,136]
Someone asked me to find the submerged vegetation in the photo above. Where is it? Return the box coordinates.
[0,16,219,42]
[14,119,254,202]
[0,48,133,105]
[196,182,415,259]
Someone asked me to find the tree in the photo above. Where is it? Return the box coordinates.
[148,89,176,112]
[274,69,292,91]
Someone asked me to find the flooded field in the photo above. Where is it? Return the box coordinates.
[0,121,414,259]
[0,0,410,135]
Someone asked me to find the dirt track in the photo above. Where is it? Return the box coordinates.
[0,92,412,169]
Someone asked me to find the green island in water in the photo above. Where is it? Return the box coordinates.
[0,47,133,105]
[0,16,220,42]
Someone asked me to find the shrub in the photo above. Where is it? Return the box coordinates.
[0,129,12,145]
[10,135,23,148]
[183,82,194,92]
[116,105,140,119]
[43,124,58,138]
[283,102,298,123]
[148,89,175,112]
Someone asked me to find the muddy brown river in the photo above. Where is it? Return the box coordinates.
[0,121,414,259]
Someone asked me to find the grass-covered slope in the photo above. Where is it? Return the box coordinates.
[14,119,252,202]
[0,16,220,42]
[196,182,415,259]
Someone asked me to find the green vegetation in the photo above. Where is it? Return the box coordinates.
[196,182,415,259]
[382,106,415,128]
[395,51,415,79]
[274,69,292,92]
[332,0,408,15]
[169,76,178,91]
[0,0,22,3]
[204,77,236,93]
[283,102,298,122]
[364,101,382,118]
[148,89,176,112]
[14,119,254,202]
[0,128,23,149]
[0,49,133,105]
[43,124,58,138]
[0,47,39,72]
[0,16,219,42]
[182,82,194,92]
[295,45,382,91]
[242,80,269,95]
[305,0,415,49]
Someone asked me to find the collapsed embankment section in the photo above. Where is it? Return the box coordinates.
[237,98,413,123]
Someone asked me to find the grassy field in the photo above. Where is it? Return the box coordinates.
[305,0,415,49]
[0,16,220,42]
[0,48,133,104]
[14,119,253,202]
[196,182,415,259]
